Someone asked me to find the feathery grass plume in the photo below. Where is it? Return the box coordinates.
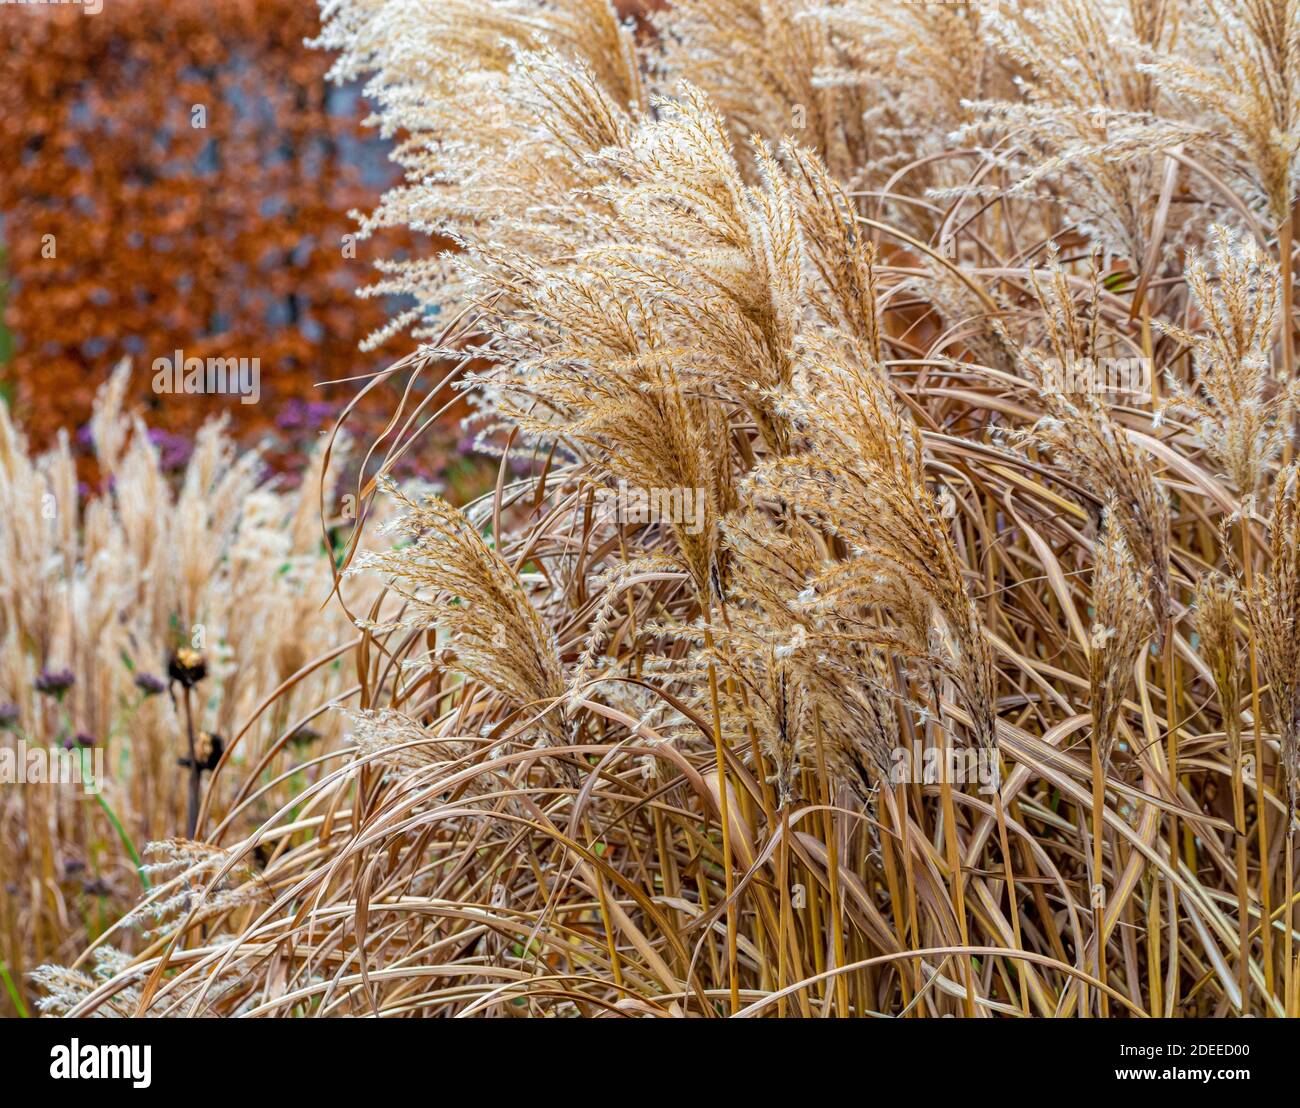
[464,82,822,593]
[1009,254,1173,634]
[352,480,567,738]
[784,141,881,354]
[1194,570,1245,763]
[960,0,1185,264]
[30,947,144,1018]
[734,508,912,797]
[757,333,999,771]
[345,707,476,776]
[1089,509,1155,769]
[33,940,255,1019]
[707,598,897,810]
[125,839,269,939]
[812,0,991,134]
[479,267,733,599]
[650,0,868,180]
[709,624,810,806]
[456,41,637,254]
[313,0,641,346]
[1143,0,1300,226]
[1159,224,1296,501]
[719,510,900,804]
[595,85,806,454]
[0,396,63,665]
[1245,463,1300,825]
[817,648,900,806]
[798,0,998,243]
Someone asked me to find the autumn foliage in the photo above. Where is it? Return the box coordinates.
[0,0,416,472]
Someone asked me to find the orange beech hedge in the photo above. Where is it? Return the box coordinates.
[0,0,423,471]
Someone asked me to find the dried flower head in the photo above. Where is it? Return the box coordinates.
[167,648,208,689]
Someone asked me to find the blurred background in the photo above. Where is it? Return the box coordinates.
[0,0,476,486]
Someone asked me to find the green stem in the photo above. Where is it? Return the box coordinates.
[80,749,150,890]
[0,958,29,1018]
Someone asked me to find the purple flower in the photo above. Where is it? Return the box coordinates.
[34,668,75,698]
[276,398,308,431]
[276,398,338,439]
[0,702,19,729]
[134,672,166,697]
[306,401,336,427]
[147,429,193,472]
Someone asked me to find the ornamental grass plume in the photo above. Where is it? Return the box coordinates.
[1142,0,1300,228]
[1159,225,1297,501]
[756,333,999,769]
[1089,510,1155,770]
[1008,255,1173,635]
[651,0,870,180]
[958,0,1186,264]
[351,481,568,741]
